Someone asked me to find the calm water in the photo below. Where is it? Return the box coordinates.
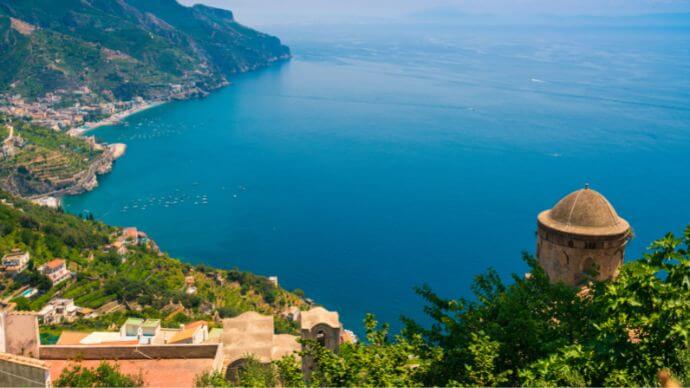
[64,22,690,333]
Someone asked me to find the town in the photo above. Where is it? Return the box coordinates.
[0,81,204,135]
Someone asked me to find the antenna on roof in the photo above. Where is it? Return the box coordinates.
[584,183,590,190]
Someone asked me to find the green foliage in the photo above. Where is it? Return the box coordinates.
[271,227,690,387]
[0,114,103,197]
[55,362,143,387]
[465,331,511,386]
[273,355,305,388]
[0,0,289,99]
[401,228,690,386]
[13,296,31,310]
[274,315,299,335]
[231,357,277,387]
[195,356,304,388]
[302,314,429,387]
[195,371,230,388]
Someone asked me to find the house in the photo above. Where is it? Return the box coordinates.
[37,299,78,325]
[2,250,30,273]
[121,227,138,244]
[119,318,161,344]
[167,321,208,344]
[38,259,71,285]
[268,276,279,287]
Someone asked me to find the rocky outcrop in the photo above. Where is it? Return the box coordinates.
[2,149,117,199]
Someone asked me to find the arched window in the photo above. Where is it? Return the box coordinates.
[316,329,326,347]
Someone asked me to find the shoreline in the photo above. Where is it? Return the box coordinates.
[67,100,167,137]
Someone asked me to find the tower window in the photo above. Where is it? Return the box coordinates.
[568,240,574,248]
[585,242,597,249]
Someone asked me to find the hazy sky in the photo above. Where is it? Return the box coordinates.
[178,0,690,26]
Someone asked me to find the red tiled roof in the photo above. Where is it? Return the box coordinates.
[46,359,216,387]
[44,259,65,269]
[169,321,206,344]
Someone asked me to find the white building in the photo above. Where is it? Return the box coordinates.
[2,250,30,273]
[37,298,78,325]
[38,259,71,285]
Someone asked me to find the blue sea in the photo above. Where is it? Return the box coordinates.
[64,19,690,333]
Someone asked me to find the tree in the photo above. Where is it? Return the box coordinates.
[55,362,143,387]
[273,355,305,388]
[404,227,690,386]
[13,296,31,311]
[301,314,430,387]
[195,371,230,387]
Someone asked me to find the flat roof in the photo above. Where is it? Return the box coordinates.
[45,358,217,387]
[56,331,89,345]
[124,317,144,325]
[141,319,160,328]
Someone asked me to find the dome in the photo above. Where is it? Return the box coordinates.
[538,187,630,236]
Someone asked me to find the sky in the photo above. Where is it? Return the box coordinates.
[177,0,690,26]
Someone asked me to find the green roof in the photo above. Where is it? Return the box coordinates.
[124,318,144,325]
[142,319,161,328]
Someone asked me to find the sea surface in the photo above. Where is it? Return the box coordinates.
[64,20,690,333]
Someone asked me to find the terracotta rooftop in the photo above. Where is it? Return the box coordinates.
[45,359,216,387]
[300,307,341,330]
[168,321,207,344]
[43,258,66,269]
[538,187,630,236]
[57,331,89,345]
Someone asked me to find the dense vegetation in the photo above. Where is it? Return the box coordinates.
[0,0,290,99]
[0,191,304,339]
[213,227,690,387]
[0,114,102,196]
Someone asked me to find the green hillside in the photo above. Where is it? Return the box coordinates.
[0,0,289,99]
[0,190,304,336]
[0,114,104,196]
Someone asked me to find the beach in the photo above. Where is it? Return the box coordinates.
[68,101,166,137]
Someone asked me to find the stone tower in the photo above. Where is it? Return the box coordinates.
[536,186,631,286]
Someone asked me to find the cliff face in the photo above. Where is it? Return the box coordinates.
[0,0,290,99]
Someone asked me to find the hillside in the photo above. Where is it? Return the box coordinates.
[0,190,305,340]
[0,0,289,100]
[0,113,113,197]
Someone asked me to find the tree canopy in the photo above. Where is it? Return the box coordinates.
[222,226,690,387]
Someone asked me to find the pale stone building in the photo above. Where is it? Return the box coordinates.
[0,352,50,387]
[537,186,631,286]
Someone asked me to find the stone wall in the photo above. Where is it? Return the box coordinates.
[40,344,220,360]
[0,357,49,387]
[2,314,40,358]
[537,227,627,285]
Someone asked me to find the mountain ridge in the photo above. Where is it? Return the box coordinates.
[0,0,290,100]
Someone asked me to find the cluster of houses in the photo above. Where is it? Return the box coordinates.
[105,227,160,257]
[56,318,215,347]
[1,251,72,286]
[0,305,352,387]
[0,90,122,131]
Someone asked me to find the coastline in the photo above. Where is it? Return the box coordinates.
[67,100,167,137]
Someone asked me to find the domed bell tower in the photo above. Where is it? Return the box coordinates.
[536,185,631,286]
